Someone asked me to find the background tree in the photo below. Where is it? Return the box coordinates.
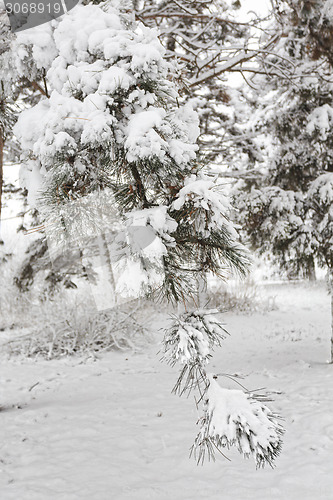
[134,0,281,171]
[235,0,333,356]
[0,11,17,239]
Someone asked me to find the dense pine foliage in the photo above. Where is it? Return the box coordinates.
[1,0,333,465]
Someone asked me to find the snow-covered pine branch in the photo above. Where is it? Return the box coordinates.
[163,309,228,395]
[163,311,284,467]
[192,374,284,468]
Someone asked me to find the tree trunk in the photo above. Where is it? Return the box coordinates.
[196,274,206,309]
[100,233,117,297]
[95,233,117,308]
[0,131,3,244]
[331,277,333,364]
[305,255,316,281]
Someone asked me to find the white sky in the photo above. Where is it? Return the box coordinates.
[238,0,271,18]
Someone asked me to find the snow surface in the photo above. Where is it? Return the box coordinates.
[0,282,332,499]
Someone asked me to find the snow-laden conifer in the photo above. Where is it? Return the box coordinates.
[235,0,333,359]
[13,1,284,466]
[14,2,249,302]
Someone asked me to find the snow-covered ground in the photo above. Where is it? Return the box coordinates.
[0,282,332,500]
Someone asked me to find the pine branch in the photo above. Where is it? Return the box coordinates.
[21,78,49,97]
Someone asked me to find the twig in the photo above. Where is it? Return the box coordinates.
[28,381,40,392]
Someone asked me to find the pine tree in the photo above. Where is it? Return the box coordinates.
[14,2,250,300]
[0,11,17,241]
[235,0,333,357]
[134,0,273,173]
[0,7,53,263]
[12,2,285,465]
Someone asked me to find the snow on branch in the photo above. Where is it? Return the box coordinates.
[135,1,286,86]
[162,309,284,467]
[191,375,284,468]
[163,309,228,364]
[307,103,333,140]
[162,310,228,395]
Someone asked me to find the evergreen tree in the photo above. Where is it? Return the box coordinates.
[134,0,273,172]
[0,6,52,261]
[235,0,333,356]
[14,2,249,300]
[13,2,283,465]
[0,11,17,239]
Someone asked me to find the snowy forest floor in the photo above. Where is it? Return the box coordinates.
[0,281,332,500]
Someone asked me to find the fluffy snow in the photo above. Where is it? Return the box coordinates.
[18,160,44,209]
[306,104,333,140]
[174,324,211,363]
[125,108,167,162]
[203,374,281,457]
[0,282,332,499]
[15,20,58,73]
[173,174,239,239]
[309,173,333,204]
[173,175,230,213]
[163,310,227,365]
[14,3,200,204]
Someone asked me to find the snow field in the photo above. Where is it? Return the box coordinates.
[0,282,332,500]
